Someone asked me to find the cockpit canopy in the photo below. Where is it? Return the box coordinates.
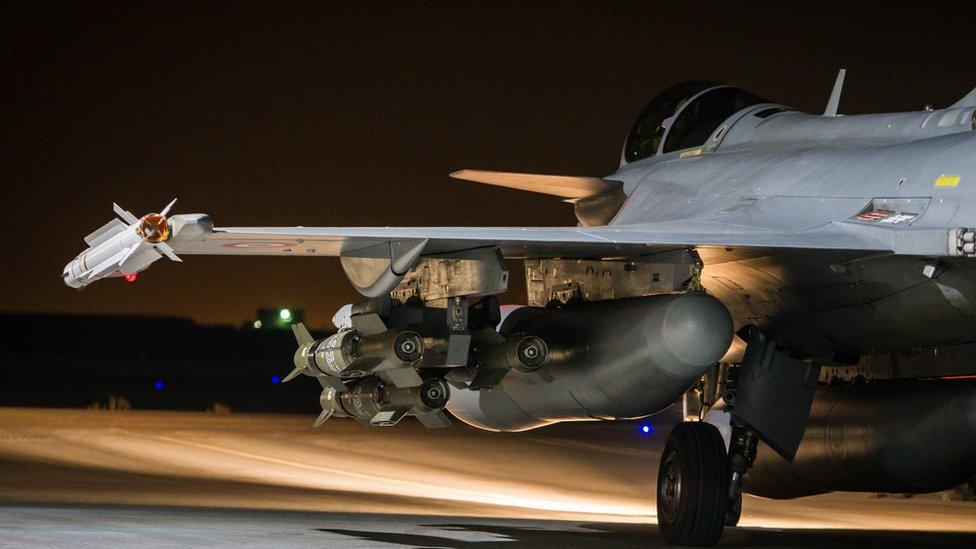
[624,82,770,163]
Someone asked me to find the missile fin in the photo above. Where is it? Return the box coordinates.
[291,323,314,346]
[519,367,555,385]
[370,407,408,427]
[446,333,472,367]
[312,408,334,427]
[159,197,178,217]
[155,242,182,262]
[351,313,387,336]
[113,203,139,224]
[282,365,305,383]
[417,411,452,429]
[378,367,423,388]
[479,328,506,345]
[468,367,509,391]
[84,218,127,247]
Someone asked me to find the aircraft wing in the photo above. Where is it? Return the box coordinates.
[172,218,952,259]
[68,208,960,293]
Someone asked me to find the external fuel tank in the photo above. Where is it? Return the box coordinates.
[448,293,733,431]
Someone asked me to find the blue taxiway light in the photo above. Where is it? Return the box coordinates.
[154,380,164,391]
[639,423,653,436]
[271,375,281,385]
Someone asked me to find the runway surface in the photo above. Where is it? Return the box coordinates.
[1,407,974,547]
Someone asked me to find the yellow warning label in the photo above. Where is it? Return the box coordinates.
[935,174,961,187]
[679,148,703,159]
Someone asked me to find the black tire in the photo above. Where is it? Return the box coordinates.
[657,421,731,546]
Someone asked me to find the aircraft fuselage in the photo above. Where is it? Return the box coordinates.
[611,115,976,358]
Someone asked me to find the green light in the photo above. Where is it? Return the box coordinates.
[279,309,292,321]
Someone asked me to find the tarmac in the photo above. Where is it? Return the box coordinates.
[1,407,974,547]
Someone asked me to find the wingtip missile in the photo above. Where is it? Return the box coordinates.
[65,199,195,289]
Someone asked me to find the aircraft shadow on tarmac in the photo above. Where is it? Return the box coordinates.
[319,522,976,548]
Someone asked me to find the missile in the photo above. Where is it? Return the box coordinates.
[62,200,212,289]
[313,385,343,427]
[314,375,451,428]
[287,322,426,387]
[468,331,549,390]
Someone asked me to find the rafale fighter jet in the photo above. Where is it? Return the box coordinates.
[65,71,976,545]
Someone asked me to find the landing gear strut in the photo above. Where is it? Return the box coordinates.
[659,328,819,545]
[657,421,730,546]
[724,419,757,527]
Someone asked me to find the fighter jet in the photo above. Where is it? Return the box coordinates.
[64,71,976,545]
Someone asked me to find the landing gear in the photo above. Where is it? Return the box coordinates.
[724,420,757,528]
[657,421,731,546]
[725,484,742,527]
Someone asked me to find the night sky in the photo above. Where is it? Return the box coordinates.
[3,2,974,328]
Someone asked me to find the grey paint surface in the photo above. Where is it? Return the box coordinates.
[67,82,976,359]
[746,379,976,498]
[448,294,733,431]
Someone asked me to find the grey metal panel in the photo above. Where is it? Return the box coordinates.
[745,109,971,146]
[709,253,976,357]
[714,197,869,232]
[609,132,976,247]
[732,329,820,461]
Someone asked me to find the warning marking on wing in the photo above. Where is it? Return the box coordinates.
[853,210,918,224]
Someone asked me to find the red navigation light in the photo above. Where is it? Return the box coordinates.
[123,272,138,283]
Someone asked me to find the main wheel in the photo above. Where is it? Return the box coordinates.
[657,421,731,546]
